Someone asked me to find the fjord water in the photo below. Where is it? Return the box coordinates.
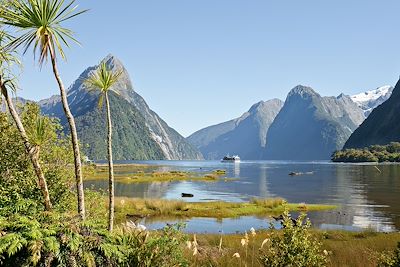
[87,161,400,233]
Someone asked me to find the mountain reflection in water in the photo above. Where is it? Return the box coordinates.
[86,160,400,233]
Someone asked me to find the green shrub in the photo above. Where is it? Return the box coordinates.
[0,104,74,215]
[377,242,400,267]
[259,210,329,267]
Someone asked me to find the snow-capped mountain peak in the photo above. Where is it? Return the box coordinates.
[351,85,393,116]
[351,85,392,103]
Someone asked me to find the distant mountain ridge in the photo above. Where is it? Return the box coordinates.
[39,54,203,160]
[345,79,400,149]
[188,99,283,160]
[188,82,397,161]
[263,85,365,160]
[4,61,395,161]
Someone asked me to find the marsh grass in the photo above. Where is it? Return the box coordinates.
[214,169,227,175]
[144,199,188,214]
[111,197,336,222]
[250,198,286,209]
[187,230,400,267]
[84,191,391,267]
[84,164,233,183]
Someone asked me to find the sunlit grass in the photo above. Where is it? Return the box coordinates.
[84,164,235,183]
[111,197,337,222]
[185,230,400,267]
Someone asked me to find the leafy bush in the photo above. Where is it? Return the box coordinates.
[259,210,329,267]
[377,242,400,267]
[0,104,74,215]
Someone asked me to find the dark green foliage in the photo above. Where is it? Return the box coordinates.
[0,213,187,267]
[332,142,400,163]
[0,103,74,214]
[377,242,400,267]
[0,105,187,266]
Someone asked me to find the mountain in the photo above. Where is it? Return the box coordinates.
[39,54,203,160]
[263,85,365,160]
[0,97,31,112]
[187,99,283,160]
[344,79,400,149]
[351,85,393,116]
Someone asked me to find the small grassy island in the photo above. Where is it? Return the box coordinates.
[84,164,236,183]
[332,142,400,163]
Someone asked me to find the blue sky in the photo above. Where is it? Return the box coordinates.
[16,0,400,136]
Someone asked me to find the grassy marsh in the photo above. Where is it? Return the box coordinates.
[84,164,235,183]
[111,197,337,222]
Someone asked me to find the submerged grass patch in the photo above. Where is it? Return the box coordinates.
[112,197,337,222]
[84,164,235,183]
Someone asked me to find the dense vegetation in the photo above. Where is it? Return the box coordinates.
[0,105,187,266]
[332,142,400,162]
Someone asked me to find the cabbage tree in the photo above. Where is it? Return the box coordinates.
[85,62,122,231]
[0,28,52,210]
[0,0,88,219]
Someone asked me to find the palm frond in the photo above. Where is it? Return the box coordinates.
[0,28,21,93]
[0,0,88,65]
[83,62,123,109]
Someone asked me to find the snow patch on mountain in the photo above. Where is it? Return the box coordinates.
[351,86,393,116]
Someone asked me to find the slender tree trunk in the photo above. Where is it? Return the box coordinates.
[0,79,52,211]
[105,92,115,231]
[48,43,85,220]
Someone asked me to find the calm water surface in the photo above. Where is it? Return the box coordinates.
[87,160,400,233]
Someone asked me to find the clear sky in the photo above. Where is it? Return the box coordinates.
[15,0,400,137]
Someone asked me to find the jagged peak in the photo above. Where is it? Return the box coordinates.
[287,85,319,99]
[337,93,352,101]
[100,53,126,71]
[289,85,316,94]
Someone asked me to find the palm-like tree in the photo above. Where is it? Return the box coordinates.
[84,62,122,231]
[0,29,52,210]
[0,0,88,219]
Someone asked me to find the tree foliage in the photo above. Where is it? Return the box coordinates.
[0,103,74,215]
[0,103,188,266]
[0,0,87,64]
[377,242,400,267]
[332,142,400,163]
